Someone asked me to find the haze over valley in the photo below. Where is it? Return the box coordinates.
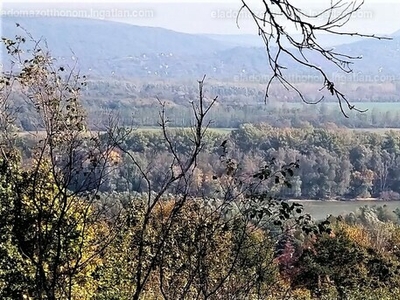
[2,15,400,131]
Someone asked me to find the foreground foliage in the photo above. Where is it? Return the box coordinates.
[2,29,400,300]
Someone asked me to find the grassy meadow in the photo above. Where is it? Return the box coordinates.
[295,200,400,220]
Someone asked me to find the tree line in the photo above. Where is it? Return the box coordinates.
[6,72,400,131]
[26,123,400,201]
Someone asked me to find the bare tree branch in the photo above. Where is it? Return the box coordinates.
[240,0,391,117]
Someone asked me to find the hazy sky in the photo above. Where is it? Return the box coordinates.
[1,1,399,35]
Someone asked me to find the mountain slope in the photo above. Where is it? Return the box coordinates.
[1,16,230,57]
[1,16,399,80]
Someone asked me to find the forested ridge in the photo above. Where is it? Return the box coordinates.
[19,125,400,201]
[2,15,400,80]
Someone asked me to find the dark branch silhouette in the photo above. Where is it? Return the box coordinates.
[240,0,391,117]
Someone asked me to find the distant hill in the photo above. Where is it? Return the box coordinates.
[1,16,400,81]
[393,29,400,37]
[335,36,400,76]
[1,16,230,57]
[204,33,364,48]
[202,34,264,48]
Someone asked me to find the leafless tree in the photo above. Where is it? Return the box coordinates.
[240,0,390,116]
[103,76,316,300]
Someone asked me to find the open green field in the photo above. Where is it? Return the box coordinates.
[17,127,235,137]
[294,200,400,220]
[275,102,400,111]
[351,128,400,133]
[132,125,400,135]
[16,126,400,137]
[353,102,400,111]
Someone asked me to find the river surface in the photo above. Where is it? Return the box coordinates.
[292,200,400,220]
